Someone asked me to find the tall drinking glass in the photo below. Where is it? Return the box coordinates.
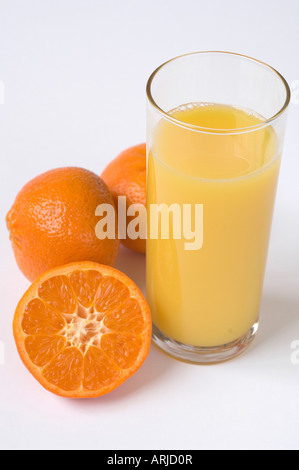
[146,51,290,363]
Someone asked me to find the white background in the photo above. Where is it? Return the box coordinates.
[0,0,298,451]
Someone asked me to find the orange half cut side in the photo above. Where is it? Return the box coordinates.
[13,262,152,398]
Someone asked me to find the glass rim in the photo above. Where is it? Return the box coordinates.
[146,51,291,135]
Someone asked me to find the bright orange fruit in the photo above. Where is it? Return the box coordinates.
[101,143,146,254]
[6,167,120,282]
[13,262,152,398]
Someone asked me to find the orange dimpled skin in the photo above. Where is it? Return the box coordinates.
[6,167,120,282]
[13,262,152,398]
[101,144,146,254]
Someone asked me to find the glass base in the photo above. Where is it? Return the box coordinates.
[152,322,259,364]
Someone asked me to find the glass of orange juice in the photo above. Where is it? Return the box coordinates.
[146,51,290,363]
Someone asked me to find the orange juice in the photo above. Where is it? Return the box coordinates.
[147,103,280,347]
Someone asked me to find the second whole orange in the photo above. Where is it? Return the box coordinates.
[101,143,146,254]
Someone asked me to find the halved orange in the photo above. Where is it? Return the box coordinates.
[13,262,152,398]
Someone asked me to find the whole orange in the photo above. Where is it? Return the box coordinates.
[6,167,120,282]
[101,143,146,254]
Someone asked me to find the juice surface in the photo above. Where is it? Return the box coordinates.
[147,103,280,347]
